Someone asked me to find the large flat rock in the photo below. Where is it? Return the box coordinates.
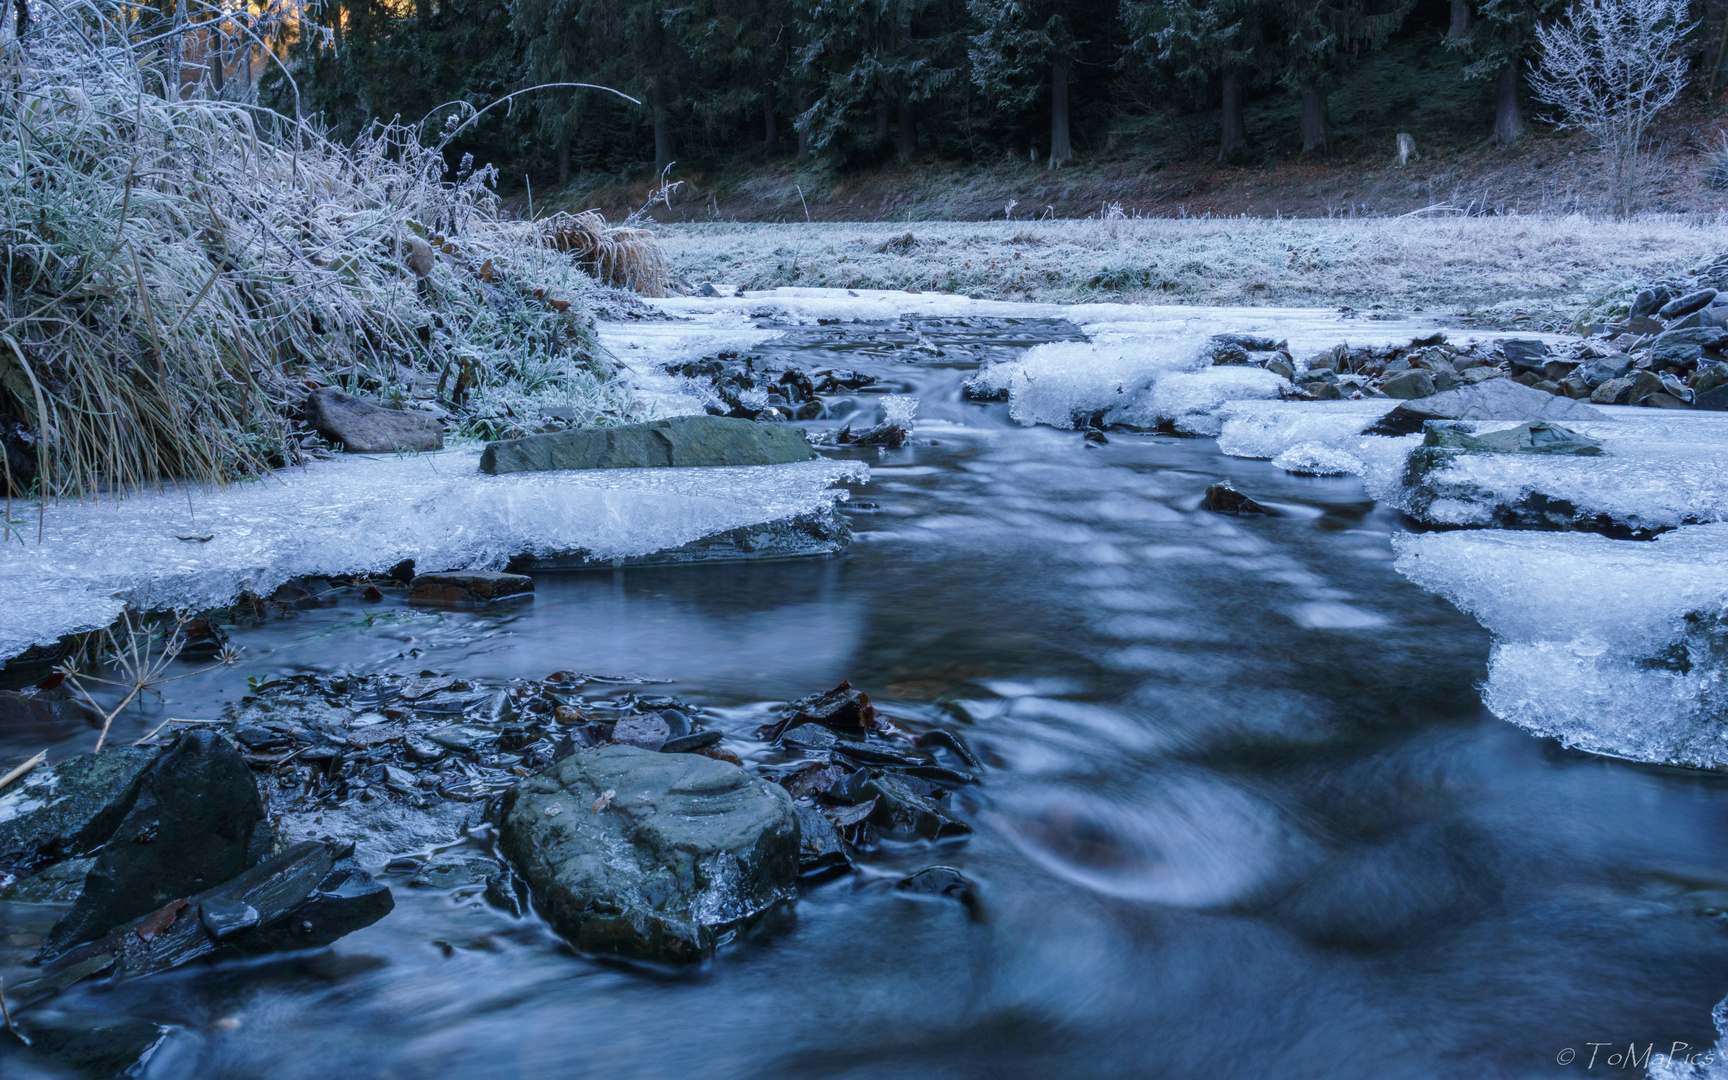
[1364,380,1604,436]
[0,745,161,873]
[479,415,816,474]
[498,744,798,962]
[305,387,444,453]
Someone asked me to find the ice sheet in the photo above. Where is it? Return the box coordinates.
[1393,525,1728,768]
[0,452,865,662]
[1385,410,1728,532]
[597,311,778,418]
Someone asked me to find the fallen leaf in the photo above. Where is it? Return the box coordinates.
[135,898,189,943]
[592,788,616,813]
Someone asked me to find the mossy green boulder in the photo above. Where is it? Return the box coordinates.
[479,415,815,474]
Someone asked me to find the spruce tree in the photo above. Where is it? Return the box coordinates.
[512,0,686,169]
[969,0,1112,166]
[1123,0,1278,160]
[794,0,968,162]
[1449,0,1569,145]
[1276,0,1413,152]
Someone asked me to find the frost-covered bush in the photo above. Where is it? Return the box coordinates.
[0,0,651,498]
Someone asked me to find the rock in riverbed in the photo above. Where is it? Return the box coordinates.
[408,571,535,605]
[43,729,269,955]
[305,387,444,453]
[0,745,162,875]
[499,744,798,962]
[479,414,815,474]
[1363,380,1603,436]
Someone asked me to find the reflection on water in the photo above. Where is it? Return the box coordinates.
[6,317,1728,1079]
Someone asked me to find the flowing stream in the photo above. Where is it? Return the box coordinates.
[7,316,1728,1079]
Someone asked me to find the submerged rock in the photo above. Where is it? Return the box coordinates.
[478,414,815,474]
[305,387,444,453]
[1421,421,1605,456]
[1200,481,1275,515]
[44,730,268,956]
[408,571,535,605]
[498,744,798,962]
[1363,380,1603,436]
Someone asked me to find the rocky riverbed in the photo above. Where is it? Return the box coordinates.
[5,292,1728,1078]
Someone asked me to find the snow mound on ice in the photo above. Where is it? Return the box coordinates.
[1393,524,1728,768]
[1128,367,1290,436]
[1271,444,1361,477]
[0,452,866,662]
[1002,338,1199,428]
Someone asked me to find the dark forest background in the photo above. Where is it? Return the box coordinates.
[263,0,1728,196]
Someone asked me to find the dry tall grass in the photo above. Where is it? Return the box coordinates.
[541,211,671,296]
[0,0,644,500]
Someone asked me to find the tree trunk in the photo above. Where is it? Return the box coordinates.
[1448,0,1470,39]
[875,100,890,148]
[762,75,778,150]
[1218,70,1246,160]
[1492,62,1522,145]
[797,93,813,161]
[558,136,572,185]
[652,80,673,171]
[1299,87,1326,152]
[208,27,225,96]
[1049,63,1072,167]
[168,0,187,99]
[896,97,915,163]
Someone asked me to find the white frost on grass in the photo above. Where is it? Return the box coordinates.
[0,452,865,663]
[1393,524,1728,769]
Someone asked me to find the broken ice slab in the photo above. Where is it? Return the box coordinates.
[1383,409,1728,534]
[0,452,866,663]
[1392,524,1728,769]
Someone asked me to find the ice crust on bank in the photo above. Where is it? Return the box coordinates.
[1384,410,1728,531]
[1393,525,1728,768]
[0,452,865,662]
[597,311,777,419]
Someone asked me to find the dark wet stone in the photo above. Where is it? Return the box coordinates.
[0,685,98,735]
[1649,327,1728,369]
[408,850,497,889]
[0,856,94,903]
[760,681,879,742]
[408,572,534,605]
[793,804,850,879]
[1201,482,1274,516]
[780,762,845,800]
[479,414,815,473]
[1631,285,1675,319]
[895,865,981,917]
[1697,385,1728,411]
[832,740,933,769]
[15,841,390,1005]
[658,709,693,738]
[1362,380,1603,436]
[1499,339,1549,375]
[780,725,838,752]
[661,730,723,754]
[1380,370,1437,399]
[485,868,527,916]
[863,773,971,840]
[304,387,443,453]
[836,421,910,448]
[613,714,671,751]
[498,744,798,962]
[199,897,260,940]
[1658,288,1718,320]
[1421,421,1605,456]
[11,1012,172,1079]
[44,731,266,956]
[427,724,494,752]
[913,729,982,769]
[0,745,162,874]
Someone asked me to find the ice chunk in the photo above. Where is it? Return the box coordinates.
[0,453,866,663]
[881,395,919,427]
[1122,367,1290,436]
[1393,524,1728,768]
[1270,444,1361,477]
[1001,339,1197,429]
[1217,399,1396,460]
[1385,410,1728,533]
[598,312,778,419]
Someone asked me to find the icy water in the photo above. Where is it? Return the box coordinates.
[9,317,1728,1079]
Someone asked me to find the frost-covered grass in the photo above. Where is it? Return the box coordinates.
[660,215,1727,328]
[0,0,651,499]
